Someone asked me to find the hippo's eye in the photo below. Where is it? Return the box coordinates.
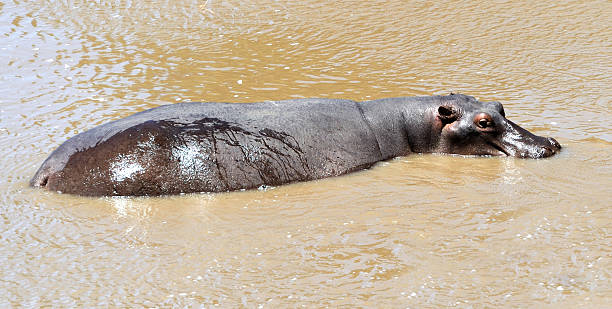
[474,113,494,130]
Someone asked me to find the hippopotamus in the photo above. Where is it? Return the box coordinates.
[30,94,561,196]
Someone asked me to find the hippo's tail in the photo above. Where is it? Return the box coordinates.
[30,165,51,188]
[30,143,73,189]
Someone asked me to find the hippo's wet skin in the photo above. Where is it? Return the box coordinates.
[31,94,561,196]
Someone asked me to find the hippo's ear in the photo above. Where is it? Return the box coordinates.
[437,105,458,123]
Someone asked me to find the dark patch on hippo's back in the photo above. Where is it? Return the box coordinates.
[259,128,304,154]
[181,117,253,137]
[50,117,318,195]
[256,127,312,182]
[159,117,314,190]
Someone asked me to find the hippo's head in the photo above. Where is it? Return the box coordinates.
[433,94,561,158]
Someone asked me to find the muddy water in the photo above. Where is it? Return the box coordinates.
[1,0,610,307]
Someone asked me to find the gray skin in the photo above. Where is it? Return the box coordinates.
[30,94,561,196]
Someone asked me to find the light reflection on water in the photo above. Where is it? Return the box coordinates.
[501,159,522,185]
[1,0,611,307]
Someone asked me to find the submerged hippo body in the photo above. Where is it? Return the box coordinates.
[31,94,561,196]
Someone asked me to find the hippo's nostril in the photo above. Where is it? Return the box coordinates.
[538,139,562,158]
[547,137,561,150]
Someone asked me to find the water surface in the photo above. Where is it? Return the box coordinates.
[1,0,611,307]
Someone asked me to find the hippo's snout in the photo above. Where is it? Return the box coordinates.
[498,119,562,159]
[510,135,562,159]
[538,137,562,158]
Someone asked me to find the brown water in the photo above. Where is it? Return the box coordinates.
[1,0,611,307]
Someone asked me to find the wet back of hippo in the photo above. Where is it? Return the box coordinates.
[33,99,382,196]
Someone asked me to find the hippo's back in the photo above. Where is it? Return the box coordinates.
[32,99,383,196]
